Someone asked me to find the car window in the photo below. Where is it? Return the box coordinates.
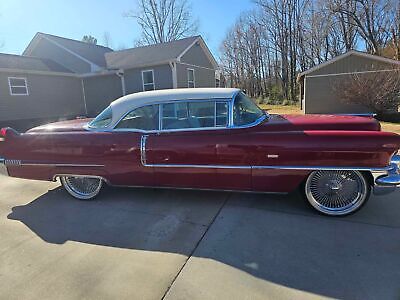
[116,105,159,131]
[233,93,265,126]
[89,106,113,129]
[161,101,228,130]
[216,102,228,127]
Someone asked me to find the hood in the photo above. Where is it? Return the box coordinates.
[27,118,93,133]
[265,114,381,131]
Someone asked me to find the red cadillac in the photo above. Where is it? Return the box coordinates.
[1,88,399,216]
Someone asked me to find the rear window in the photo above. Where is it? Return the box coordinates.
[89,107,113,129]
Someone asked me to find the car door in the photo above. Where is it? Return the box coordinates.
[108,104,160,186]
[144,100,224,189]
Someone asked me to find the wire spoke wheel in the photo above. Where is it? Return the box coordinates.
[305,170,369,216]
[61,176,103,200]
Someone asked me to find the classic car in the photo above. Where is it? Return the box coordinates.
[1,88,400,216]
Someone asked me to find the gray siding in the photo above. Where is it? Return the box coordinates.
[0,72,84,121]
[308,55,394,76]
[176,63,215,88]
[304,54,398,114]
[180,43,214,69]
[83,74,123,116]
[124,64,173,94]
[29,38,92,73]
[304,75,371,114]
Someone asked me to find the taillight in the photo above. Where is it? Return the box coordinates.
[0,128,6,137]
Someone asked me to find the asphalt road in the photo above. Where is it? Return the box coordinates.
[0,176,399,300]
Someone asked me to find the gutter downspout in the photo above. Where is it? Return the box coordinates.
[81,78,88,116]
[169,61,178,89]
[116,69,126,96]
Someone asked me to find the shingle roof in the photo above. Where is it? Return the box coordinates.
[298,50,400,80]
[105,36,199,69]
[24,33,113,68]
[0,53,73,73]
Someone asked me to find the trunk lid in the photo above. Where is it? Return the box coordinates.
[27,118,93,133]
[265,114,381,131]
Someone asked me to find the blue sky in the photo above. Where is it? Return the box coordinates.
[0,0,254,58]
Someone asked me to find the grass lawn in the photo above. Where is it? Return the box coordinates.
[261,104,400,135]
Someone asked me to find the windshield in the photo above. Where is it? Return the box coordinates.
[89,107,113,129]
[233,92,265,126]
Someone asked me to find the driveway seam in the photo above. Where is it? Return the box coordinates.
[161,192,231,300]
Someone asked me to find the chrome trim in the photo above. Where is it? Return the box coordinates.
[3,160,104,168]
[140,159,392,173]
[392,155,400,168]
[252,165,392,171]
[0,158,9,176]
[374,155,400,187]
[140,135,148,165]
[144,163,252,169]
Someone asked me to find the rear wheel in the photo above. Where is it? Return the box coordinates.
[60,176,103,200]
[304,170,370,216]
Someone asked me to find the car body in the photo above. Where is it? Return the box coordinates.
[1,88,400,216]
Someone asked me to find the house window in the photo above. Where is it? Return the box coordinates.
[187,69,195,88]
[215,78,220,88]
[142,70,155,91]
[8,77,28,96]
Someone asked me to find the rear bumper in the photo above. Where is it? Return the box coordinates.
[0,158,9,176]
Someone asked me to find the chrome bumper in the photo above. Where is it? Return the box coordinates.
[0,158,9,176]
[375,155,400,187]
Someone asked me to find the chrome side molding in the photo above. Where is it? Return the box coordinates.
[0,158,9,176]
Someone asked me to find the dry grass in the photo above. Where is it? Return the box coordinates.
[260,104,400,134]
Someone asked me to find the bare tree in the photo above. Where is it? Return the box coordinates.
[333,69,400,114]
[126,0,198,44]
[102,32,113,48]
[329,0,396,54]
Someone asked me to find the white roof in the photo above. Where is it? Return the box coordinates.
[109,88,240,127]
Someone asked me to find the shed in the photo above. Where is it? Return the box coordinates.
[297,51,400,114]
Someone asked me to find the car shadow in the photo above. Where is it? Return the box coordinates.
[7,185,400,299]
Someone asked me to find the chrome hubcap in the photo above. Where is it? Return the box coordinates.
[305,170,368,215]
[61,176,102,200]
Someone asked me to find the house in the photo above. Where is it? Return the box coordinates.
[0,33,218,130]
[297,50,400,114]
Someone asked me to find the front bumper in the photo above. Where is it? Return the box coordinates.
[0,158,9,176]
[375,155,400,187]
[372,155,400,195]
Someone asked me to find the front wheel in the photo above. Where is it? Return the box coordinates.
[60,176,103,200]
[304,170,370,216]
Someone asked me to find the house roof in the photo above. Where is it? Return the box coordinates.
[105,36,217,70]
[23,32,113,68]
[0,53,74,73]
[298,50,400,81]
[108,88,240,127]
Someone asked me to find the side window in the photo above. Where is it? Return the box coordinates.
[142,70,155,91]
[233,93,265,126]
[8,77,28,96]
[187,69,195,88]
[161,101,228,130]
[116,105,159,131]
[216,102,228,127]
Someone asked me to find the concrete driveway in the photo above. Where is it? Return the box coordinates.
[0,176,399,300]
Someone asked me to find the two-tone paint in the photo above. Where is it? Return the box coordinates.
[1,111,399,193]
